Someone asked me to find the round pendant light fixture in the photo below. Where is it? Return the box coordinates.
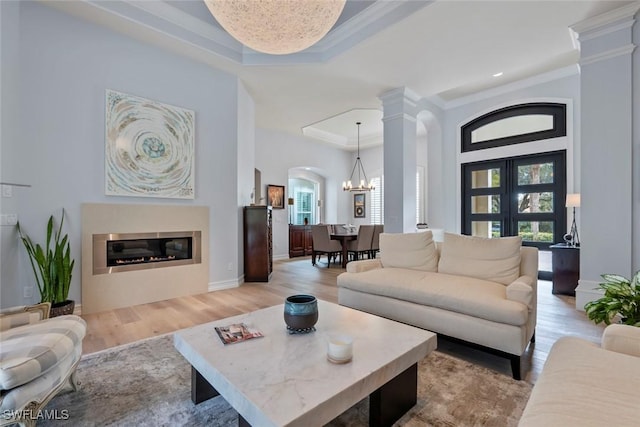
[204,0,347,55]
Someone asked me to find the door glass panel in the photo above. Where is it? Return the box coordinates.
[471,169,500,188]
[471,221,501,238]
[471,195,500,214]
[517,192,554,213]
[518,221,554,242]
[518,162,554,185]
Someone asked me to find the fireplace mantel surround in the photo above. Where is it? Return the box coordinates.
[81,203,209,314]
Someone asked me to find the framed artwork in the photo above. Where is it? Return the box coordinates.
[105,89,195,199]
[267,185,285,209]
[354,193,366,218]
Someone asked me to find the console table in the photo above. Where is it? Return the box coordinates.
[550,244,580,295]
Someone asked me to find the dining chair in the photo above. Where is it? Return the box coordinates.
[347,225,375,261]
[311,225,342,267]
[370,224,384,258]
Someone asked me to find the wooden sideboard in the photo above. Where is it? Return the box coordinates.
[243,206,272,282]
[289,225,313,258]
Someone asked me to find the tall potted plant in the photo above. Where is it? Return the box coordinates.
[584,272,640,326]
[16,209,76,317]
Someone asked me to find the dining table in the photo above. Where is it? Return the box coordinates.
[330,232,358,268]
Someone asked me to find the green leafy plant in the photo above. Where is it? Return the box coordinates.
[584,272,640,326]
[16,209,75,304]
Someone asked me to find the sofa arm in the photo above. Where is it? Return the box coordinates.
[602,324,640,357]
[346,259,383,273]
[0,302,51,331]
[506,276,534,309]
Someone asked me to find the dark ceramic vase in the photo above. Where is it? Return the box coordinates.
[284,295,318,330]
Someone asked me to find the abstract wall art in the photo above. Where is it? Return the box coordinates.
[105,90,195,199]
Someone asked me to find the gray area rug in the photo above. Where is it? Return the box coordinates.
[42,334,531,426]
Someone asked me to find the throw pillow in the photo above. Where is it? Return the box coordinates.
[437,233,522,285]
[380,231,438,272]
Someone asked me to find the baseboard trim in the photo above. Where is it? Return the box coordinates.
[208,277,242,292]
[575,279,604,311]
[73,303,82,316]
[273,254,288,261]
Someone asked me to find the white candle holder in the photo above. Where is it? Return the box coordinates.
[327,334,353,364]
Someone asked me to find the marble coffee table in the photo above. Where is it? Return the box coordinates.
[174,300,437,427]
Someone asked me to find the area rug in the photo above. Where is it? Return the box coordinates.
[42,334,531,427]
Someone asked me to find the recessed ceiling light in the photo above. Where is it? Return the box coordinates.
[493,72,504,77]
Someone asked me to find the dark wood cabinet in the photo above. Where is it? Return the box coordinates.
[550,244,580,295]
[289,225,313,258]
[243,206,272,282]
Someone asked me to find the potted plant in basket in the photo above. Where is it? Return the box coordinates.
[584,272,640,326]
[16,209,76,317]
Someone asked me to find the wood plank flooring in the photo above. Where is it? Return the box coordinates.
[81,256,604,383]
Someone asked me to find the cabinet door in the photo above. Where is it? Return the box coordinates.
[289,226,306,257]
[304,227,314,255]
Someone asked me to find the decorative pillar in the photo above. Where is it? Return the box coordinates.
[570,3,639,309]
[379,87,421,233]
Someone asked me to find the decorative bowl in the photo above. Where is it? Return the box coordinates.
[284,294,318,332]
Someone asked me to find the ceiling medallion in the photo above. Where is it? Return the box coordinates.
[204,0,346,55]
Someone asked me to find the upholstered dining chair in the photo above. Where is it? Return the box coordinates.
[347,225,375,261]
[370,224,384,258]
[311,225,342,267]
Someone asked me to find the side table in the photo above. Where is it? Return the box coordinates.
[550,244,580,295]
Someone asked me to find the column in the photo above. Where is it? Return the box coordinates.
[570,3,639,309]
[379,87,421,233]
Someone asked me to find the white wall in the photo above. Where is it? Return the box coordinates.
[634,16,640,273]
[255,128,352,258]
[237,82,256,278]
[0,2,247,308]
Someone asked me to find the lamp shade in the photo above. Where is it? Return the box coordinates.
[204,0,346,55]
[566,193,581,208]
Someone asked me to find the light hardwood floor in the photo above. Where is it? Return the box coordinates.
[81,256,605,383]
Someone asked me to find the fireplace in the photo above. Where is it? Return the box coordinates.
[93,231,202,275]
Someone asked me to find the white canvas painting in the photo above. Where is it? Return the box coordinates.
[105,90,195,199]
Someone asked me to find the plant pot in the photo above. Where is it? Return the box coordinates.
[50,300,75,317]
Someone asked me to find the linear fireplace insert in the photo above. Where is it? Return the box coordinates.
[93,231,202,275]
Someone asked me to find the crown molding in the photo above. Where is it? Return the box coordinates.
[302,125,382,151]
[580,44,636,66]
[570,1,640,35]
[442,65,579,110]
[82,0,429,67]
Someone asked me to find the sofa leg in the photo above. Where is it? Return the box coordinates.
[510,355,522,380]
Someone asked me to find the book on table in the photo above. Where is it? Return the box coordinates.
[215,323,264,345]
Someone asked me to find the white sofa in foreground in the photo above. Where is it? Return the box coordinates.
[337,231,538,379]
[519,324,639,426]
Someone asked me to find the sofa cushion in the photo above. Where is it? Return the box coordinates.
[519,336,638,427]
[337,268,528,326]
[380,232,438,272]
[0,315,86,390]
[438,233,521,285]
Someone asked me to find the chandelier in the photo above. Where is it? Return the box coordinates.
[343,122,375,192]
[204,0,346,55]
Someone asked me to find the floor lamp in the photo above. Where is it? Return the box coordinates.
[566,193,580,247]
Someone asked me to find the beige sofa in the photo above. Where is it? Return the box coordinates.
[337,231,538,379]
[519,324,639,426]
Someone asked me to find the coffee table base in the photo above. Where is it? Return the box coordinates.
[191,363,418,427]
